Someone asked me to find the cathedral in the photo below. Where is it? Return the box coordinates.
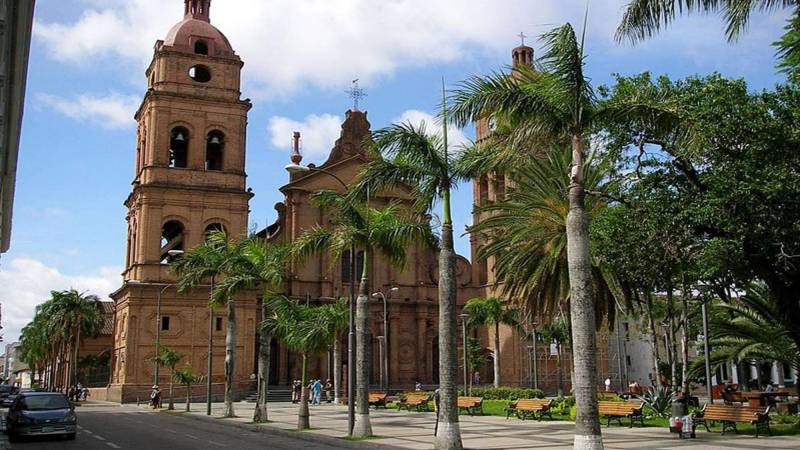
[98,0,614,403]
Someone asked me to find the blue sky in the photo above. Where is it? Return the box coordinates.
[0,0,791,344]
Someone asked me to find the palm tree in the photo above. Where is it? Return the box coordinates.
[317,298,349,404]
[47,290,104,392]
[352,84,465,449]
[293,191,435,438]
[19,313,51,386]
[213,237,290,423]
[447,23,636,448]
[173,365,200,412]
[700,283,800,398]
[465,147,620,325]
[616,0,800,80]
[262,296,340,430]
[173,230,239,418]
[462,297,518,388]
[152,346,184,410]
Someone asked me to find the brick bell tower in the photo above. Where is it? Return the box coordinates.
[109,0,257,403]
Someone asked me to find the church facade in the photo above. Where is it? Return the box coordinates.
[100,0,616,403]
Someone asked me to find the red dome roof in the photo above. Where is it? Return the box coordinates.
[162,18,235,58]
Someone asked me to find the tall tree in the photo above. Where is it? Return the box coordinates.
[462,297,518,387]
[213,237,289,422]
[293,191,435,438]
[262,296,341,430]
[616,0,800,81]
[538,318,570,396]
[465,147,620,327]
[47,290,104,392]
[446,23,665,448]
[353,90,466,448]
[173,230,240,418]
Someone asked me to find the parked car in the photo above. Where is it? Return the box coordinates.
[2,388,35,408]
[0,384,18,407]
[5,392,77,442]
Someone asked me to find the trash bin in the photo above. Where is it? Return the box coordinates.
[671,398,688,418]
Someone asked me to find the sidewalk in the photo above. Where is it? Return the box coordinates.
[152,400,798,450]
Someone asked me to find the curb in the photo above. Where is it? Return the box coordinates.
[165,410,408,450]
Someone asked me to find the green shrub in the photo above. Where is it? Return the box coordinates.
[550,396,575,415]
[459,386,545,400]
[569,405,577,421]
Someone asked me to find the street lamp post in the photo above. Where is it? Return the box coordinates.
[372,287,398,394]
[531,323,538,391]
[285,162,357,435]
[460,313,469,396]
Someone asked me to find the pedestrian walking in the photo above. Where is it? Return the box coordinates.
[312,379,322,405]
[324,379,333,403]
[150,385,162,409]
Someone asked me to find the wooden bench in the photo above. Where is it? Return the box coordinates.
[598,401,645,427]
[505,399,553,420]
[397,393,430,412]
[692,404,772,437]
[368,392,388,409]
[457,396,484,416]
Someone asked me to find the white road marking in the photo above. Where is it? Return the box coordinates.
[165,428,178,433]
[185,433,199,439]
[84,429,94,435]
[107,443,121,449]
[94,434,107,441]
[208,440,227,447]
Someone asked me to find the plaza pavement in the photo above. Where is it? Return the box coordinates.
[158,400,800,450]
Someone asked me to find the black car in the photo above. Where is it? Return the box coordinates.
[0,384,17,407]
[5,392,77,442]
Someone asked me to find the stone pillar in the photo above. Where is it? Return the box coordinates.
[773,362,785,388]
[750,361,761,387]
[730,360,738,384]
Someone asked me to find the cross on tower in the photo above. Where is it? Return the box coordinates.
[518,32,528,46]
[345,79,367,111]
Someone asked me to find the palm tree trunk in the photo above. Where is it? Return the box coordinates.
[186,385,192,412]
[680,291,690,396]
[493,322,501,388]
[334,333,342,404]
[644,291,660,384]
[223,299,236,418]
[169,376,175,410]
[352,260,373,437]
[298,353,310,430]
[566,134,603,450]
[253,321,271,423]
[73,320,82,392]
[434,220,463,450]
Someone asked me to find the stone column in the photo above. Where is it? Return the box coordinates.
[772,362,785,387]
[730,360,738,384]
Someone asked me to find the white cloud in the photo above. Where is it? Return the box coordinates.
[32,0,597,97]
[0,258,122,345]
[37,92,139,129]
[267,114,343,162]
[394,109,470,148]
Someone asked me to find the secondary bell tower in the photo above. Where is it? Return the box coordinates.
[109,0,257,403]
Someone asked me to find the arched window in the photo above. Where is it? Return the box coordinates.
[205,131,224,171]
[169,127,189,168]
[194,41,209,55]
[204,223,226,241]
[160,220,185,264]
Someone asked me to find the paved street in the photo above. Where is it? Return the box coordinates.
[3,404,361,450]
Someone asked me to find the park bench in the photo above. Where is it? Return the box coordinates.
[692,404,772,437]
[457,396,484,416]
[397,393,430,412]
[505,399,553,420]
[598,401,645,427]
[369,392,388,409]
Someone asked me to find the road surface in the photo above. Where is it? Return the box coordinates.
[5,404,360,450]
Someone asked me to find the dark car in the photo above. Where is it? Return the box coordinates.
[0,384,17,407]
[5,392,77,442]
[3,388,35,408]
